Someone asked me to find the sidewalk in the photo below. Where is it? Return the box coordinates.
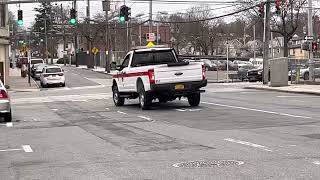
[8,68,39,92]
[245,84,320,95]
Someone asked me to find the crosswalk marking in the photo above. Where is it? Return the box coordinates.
[12,93,112,104]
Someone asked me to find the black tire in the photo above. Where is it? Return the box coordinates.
[112,85,125,106]
[138,82,151,110]
[187,92,201,107]
[62,83,66,87]
[4,111,12,122]
[304,72,309,80]
[40,82,45,88]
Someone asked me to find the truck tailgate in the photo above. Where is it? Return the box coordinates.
[154,62,203,84]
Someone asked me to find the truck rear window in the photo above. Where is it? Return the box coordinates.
[131,50,177,67]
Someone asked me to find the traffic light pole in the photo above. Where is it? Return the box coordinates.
[149,0,152,32]
[44,18,48,64]
[308,0,314,82]
[105,1,111,73]
[263,0,271,84]
[74,0,78,67]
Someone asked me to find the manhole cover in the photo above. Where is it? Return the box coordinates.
[172,160,244,168]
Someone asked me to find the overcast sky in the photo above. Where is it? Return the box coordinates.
[8,0,236,28]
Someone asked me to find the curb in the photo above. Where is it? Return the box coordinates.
[244,86,320,96]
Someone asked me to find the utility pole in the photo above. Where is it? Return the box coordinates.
[156,23,159,44]
[226,40,229,82]
[104,0,111,73]
[139,25,142,46]
[308,0,314,82]
[253,25,256,61]
[270,31,274,58]
[263,0,271,84]
[44,18,48,64]
[87,0,91,68]
[149,0,152,32]
[50,5,53,64]
[74,0,78,67]
[126,21,129,51]
[61,4,66,66]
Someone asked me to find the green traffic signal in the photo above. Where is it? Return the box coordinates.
[69,18,77,25]
[119,16,125,23]
[17,20,23,26]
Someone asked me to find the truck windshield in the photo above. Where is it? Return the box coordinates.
[131,50,177,67]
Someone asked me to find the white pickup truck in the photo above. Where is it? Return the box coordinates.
[111,47,207,109]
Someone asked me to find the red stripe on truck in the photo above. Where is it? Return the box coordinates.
[112,71,149,78]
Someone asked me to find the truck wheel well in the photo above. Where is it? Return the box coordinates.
[112,80,117,88]
[136,78,143,89]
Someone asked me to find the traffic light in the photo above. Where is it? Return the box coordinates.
[120,5,126,23]
[312,42,318,51]
[120,5,130,22]
[258,3,264,17]
[17,10,23,26]
[125,7,131,21]
[69,8,77,25]
[275,0,281,15]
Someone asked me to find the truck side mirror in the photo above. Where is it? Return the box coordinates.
[110,62,117,70]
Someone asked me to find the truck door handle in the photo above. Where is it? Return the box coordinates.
[175,72,183,76]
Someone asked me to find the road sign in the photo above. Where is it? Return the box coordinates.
[92,47,99,55]
[305,36,314,41]
[146,33,156,42]
[147,41,155,47]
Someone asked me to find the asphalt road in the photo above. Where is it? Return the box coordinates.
[1,67,320,179]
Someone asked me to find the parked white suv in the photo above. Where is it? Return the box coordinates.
[40,66,65,88]
[111,47,207,109]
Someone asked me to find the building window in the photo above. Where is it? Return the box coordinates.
[0,5,5,27]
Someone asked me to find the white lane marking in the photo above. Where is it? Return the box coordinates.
[0,145,33,153]
[105,108,110,111]
[277,95,320,98]
[51,109,58,111]
[117,111,127,115]
[137,115,154,122]
[176,108,202,112]
[0,122,13,127]
[313,161,320,165]
[188,109,202,112]
[12,93,112,105]
[201,101,312,119]
[6,122,13,127]
[22,145,33,152]
[224,138,273,152]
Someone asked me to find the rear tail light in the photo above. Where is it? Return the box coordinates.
[202,64,206,80]
[148,69,155,84]
[0,90,8,99]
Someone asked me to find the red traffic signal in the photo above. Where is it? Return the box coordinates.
[258,3,264,17]
[312,42,318,51]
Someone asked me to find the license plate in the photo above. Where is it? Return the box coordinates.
[175,84,184,90]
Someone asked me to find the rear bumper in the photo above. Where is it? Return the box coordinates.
[0,100,11,113]
[150,80,207,95]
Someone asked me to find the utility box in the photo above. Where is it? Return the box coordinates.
[270,57,288,87]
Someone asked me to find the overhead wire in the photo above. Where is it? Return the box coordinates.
[153,3,259,24]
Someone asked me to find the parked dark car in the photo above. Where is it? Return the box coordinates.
[238,64,255,81]
[247,65,263,82]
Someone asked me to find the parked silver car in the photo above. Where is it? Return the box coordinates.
[0,81,11,122]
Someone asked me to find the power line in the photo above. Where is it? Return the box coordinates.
[153,4,259,23]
